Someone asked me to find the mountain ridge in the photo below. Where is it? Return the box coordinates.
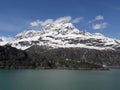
[0,22,120,50]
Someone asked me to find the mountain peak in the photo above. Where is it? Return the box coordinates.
[42,23,76,32]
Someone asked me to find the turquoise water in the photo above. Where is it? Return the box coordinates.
[0,70,120,90]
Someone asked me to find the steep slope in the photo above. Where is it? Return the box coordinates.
[0,22,120,50]
[12,23,120,50]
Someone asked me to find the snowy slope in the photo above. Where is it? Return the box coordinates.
[0,37,13,46]
[0,23,120,50]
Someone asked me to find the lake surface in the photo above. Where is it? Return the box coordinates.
[0,69,120,90]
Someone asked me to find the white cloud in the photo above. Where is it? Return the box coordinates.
[72,17,83,23]
[40,19,54,26]
[92,22,108,30]
[30,20,40,26]
[95,15,104,20]
[54,16,72,24]
[30,16,83,27]
[30,19,54,27]
[88,15,108,30]
[88,15,104,24]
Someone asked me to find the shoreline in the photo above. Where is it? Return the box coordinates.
[0,67,110,70]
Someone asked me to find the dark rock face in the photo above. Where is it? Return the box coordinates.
[26,46,120,68]
[18,41,31,46]
[0,45,120,69]
[0,45,28,68]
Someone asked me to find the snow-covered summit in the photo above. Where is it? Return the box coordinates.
[0,22,120,50]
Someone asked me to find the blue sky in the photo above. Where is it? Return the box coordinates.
[0,0,120,39]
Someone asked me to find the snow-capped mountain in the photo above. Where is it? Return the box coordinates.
[0,37,13,46]
[0,23,120,50]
